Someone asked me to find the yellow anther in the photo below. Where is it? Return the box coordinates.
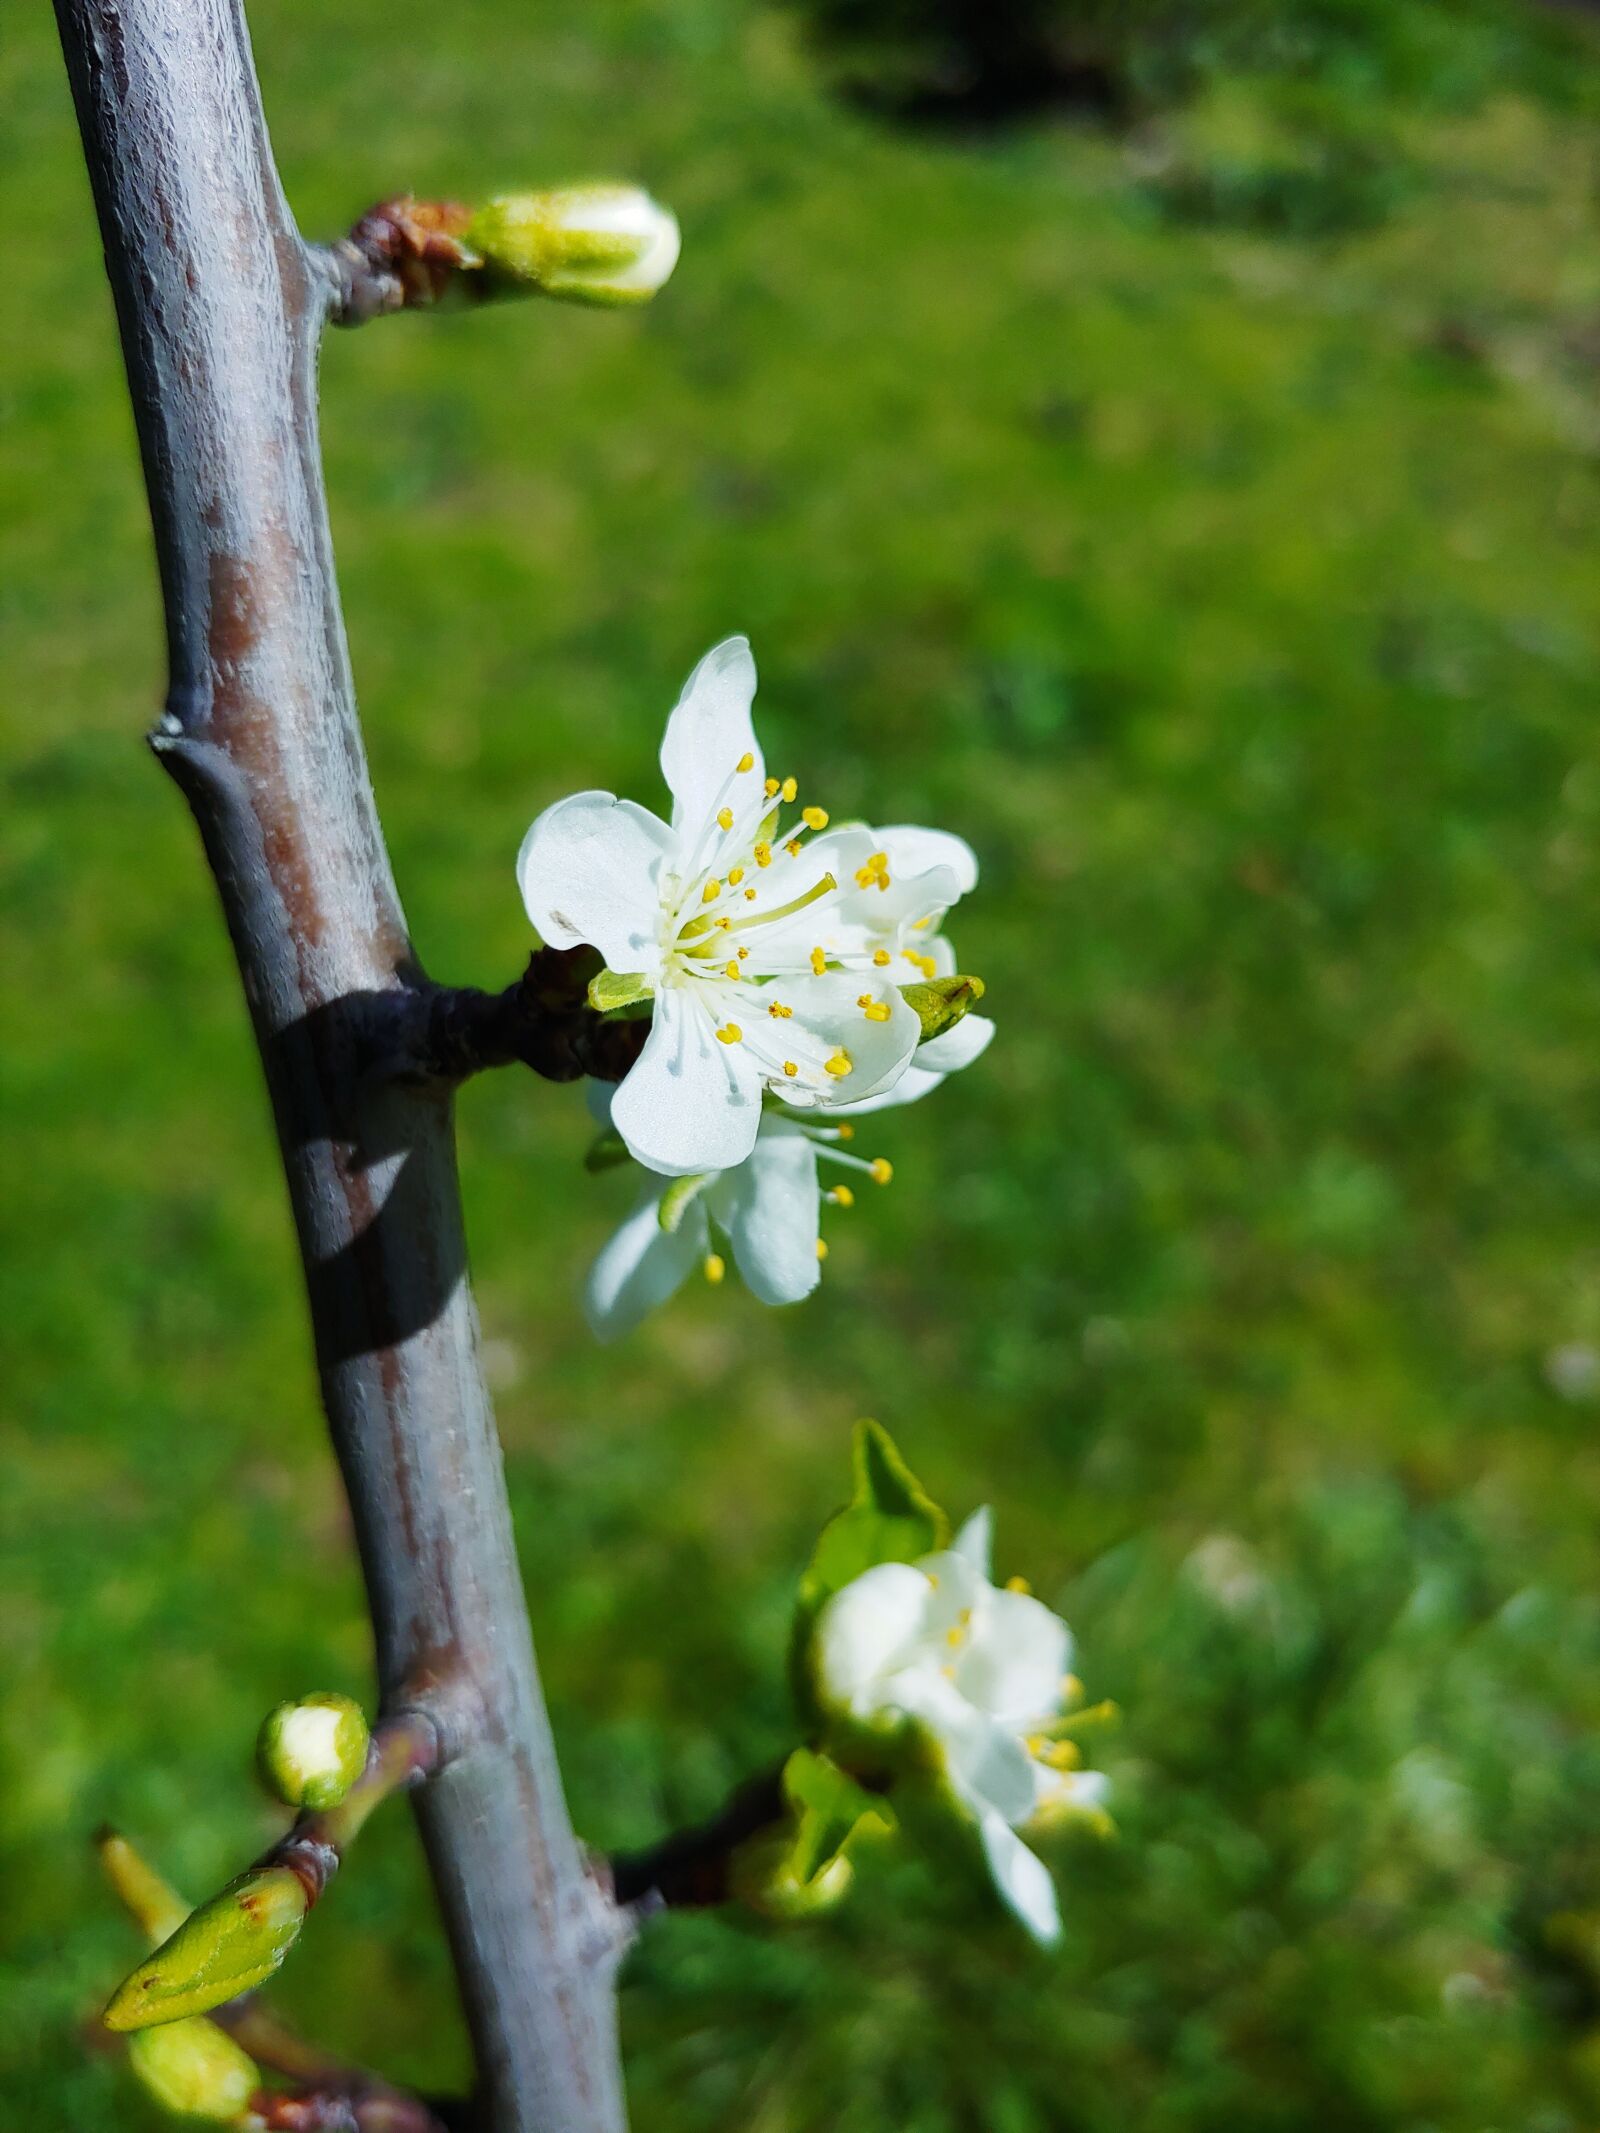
[856,993,872,1008]
[737,752,755,773]
[738,946,750,960]
[925,1571,940,1589]
[764,777,780,797]
[783,1060,798,1077]
[702,878,722,903]
[728,866,745,885]
[802,806,829,830]
[703,1253,726,1285]
[945,1624,965,1648]
[862,1002,891,1022]
[781,776,798,803]
[1061,1674,1083,1705]
[906,949,938,979]
[754,842,773,868]
[869,1157,893,1185]
[1046,1741,1082,1771]
[1026,1735,1049,1759]
[831,1184,855,1209]
[816,1238,829,1261]
[941,1662,957,1680]
[824,1051,853,1078]
[744,888,758,900]
[724,961,740,980]
[1005,1575,1033,1596]
[717,807,735,832]
[785,839,803,858]
[767,1000,793,1019]
[836,1123,855,1141]
[872,948,892,967]
[810,947,828,976]
[853,850,893,891]
[715,916,731,930]
[716,1024,742,1045]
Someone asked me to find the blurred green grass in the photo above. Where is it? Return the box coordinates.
[6,0,1600,2125]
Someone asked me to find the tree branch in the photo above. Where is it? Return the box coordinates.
[51,2,629,2126]
[609,1766,788,1916]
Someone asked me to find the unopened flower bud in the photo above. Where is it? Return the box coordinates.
[104,1867,309,2032]
[256,1691,369,1811]
[465,185,681,307]
[126,2017,259,2121]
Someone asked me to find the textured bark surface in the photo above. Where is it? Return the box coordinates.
[51,2,627,2125]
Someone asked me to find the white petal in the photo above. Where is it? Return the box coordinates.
[740,826,883,967]
[782,970,921,1107]
[877,1666,1037,1825]
[707,1120,821,1305]
[814,1563,938,1709]
[610,987,763,1177]
[831,1014,995,1118]
[875,825,979,897]
[583,1187,706,1342]
[915,1013,995,1077]
[908,1548,986,1635]
[951,1507,993,1577]
[832,862,964,945]
[660,638,763,837]
[518,792,671,977]
[977,1809,1061,1947]
[954,1587,1073,1729]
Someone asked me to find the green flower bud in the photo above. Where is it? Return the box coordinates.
[901,973,985,1043]
[256,1691,369,1811]
[127,2017,259,2122]
[465,185,681,307]
[104,1867,309,2032]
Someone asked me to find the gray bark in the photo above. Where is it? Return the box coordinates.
[50,2,628,2125]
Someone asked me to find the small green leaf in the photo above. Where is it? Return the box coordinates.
[104,1868,309,2032]
[659,1172,713,1233]
[789,1422,948,1722]
[97,1830,191,1947]
[783,1747,894,1887]
[583,1126,632,1174]
[586,969,654,1014]
[902,974,985,1042]
[730,1749,894,1919]
[127,2017,259,2121]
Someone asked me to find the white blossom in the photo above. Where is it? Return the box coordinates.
[813,1509,1107,1946]
[584,1109,897,1341]
[520,638,969,1176]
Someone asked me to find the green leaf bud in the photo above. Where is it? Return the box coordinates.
[104,1867,309,2032]
[256,1691,370,1811]
[465,186,680,308]
[126,2017,259,2122]
[901,973,985,1043]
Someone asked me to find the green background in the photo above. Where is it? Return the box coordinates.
[6,0,1600,2124]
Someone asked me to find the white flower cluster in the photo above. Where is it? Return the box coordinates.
[517,638,992,1336]
[816,1509,1108,1946]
